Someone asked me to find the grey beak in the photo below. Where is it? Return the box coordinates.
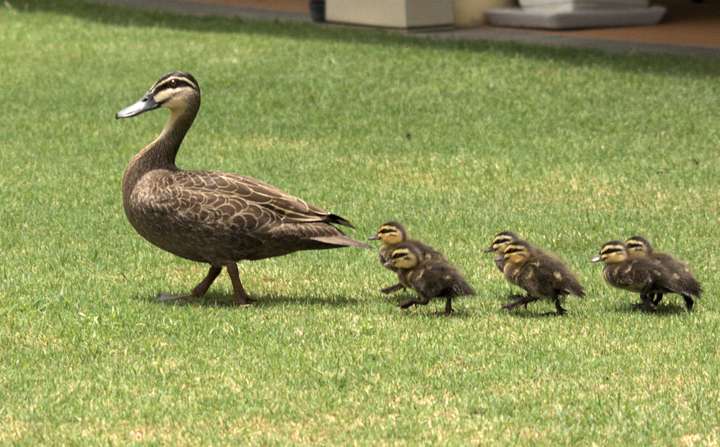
[368,235,380,241]
[591,256,602,263]
[383,260,393,268]
[483,247,494,253]
[116,94,160,119]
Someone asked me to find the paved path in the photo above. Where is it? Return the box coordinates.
[91,0,720,58]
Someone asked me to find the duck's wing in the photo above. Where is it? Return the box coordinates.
[144,170,366,247]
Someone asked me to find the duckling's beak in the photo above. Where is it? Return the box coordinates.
[483,247,494,253]
[591,256,602,263]
[368,235,380,241]
[383,260,393,268]
[116,94,160,119]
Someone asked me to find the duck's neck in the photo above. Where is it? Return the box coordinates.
[123,99,199,193]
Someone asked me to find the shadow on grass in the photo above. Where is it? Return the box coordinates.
[14,0,718,79]
[142,290,362,308]
[614,301,688,316]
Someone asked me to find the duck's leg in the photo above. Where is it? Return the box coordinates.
[157,265,222,302]
[639,292,656,311]
[682,294,694,311]
[553,297,567,316]
[226,263,253,305]
[444,298,454,315]
[381,283,405,294]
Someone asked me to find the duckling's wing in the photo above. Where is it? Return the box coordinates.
[532,258,585,297]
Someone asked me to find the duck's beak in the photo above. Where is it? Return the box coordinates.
[483,247,494,253]
[116,94,160,119]
[383,260,393,268]
[591,256,602,263]
[368,234,380,241]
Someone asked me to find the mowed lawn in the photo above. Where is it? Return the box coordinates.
[1,1,719,444]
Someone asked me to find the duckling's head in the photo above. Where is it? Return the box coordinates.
[484,231,520,254]
[624,235,653,258]
[369,221,407,245]
[116,71,200,119]
[591,241,628,264]
[502,241,532,265]
[384,243,421,269]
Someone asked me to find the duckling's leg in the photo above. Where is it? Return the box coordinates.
[399,299,418,309]
[639,293,656,311]
[381,283,405,294]
[553,297,567,316]
[444,298,454,315]
[157,265,222,302]
[502,295,537,311]
[652,293,664,305]
[226,263,254,305]
[682,294,694,311]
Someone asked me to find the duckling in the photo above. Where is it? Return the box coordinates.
[116,72,368,305]
[384,242,474,315]
[592,241,686,311]
[501,241,585,315]
[484,231,521,272]
[369,221,444,294]
[624,236,702,310]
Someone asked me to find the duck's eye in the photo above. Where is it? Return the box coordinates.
[169,79,177,88]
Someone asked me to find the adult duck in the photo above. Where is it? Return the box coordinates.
[117,71,367,305]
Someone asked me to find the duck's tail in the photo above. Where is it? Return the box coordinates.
[312,234,371,249]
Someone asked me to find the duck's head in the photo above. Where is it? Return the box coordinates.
[502,240,532,266]
[592,241,628,264]
[624,235,653,258]
[384,243,420,269]
[484,231,520,254]
[116,71,200,119]
[369,221,407,245]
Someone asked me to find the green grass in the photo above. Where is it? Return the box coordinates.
[2,0,720,444]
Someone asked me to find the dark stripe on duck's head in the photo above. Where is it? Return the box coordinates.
[625,235,652,253]
[153,71,200,93]
[600,241,625,256]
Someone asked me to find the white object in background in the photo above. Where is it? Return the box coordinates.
[325,0,455,28]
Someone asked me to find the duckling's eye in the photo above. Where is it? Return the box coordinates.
[379,228,394,234]
[392,252,408,259]
[600,247,622,255]
[169,79,177,88]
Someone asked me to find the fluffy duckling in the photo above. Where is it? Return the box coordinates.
[384,242,474,315]
[369,221,444,294]
[484,231,521,272]
[501,241,585,315]
[592,240,690,311]
[624,236,702,310]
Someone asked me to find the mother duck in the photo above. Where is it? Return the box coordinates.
[117,71,367,305]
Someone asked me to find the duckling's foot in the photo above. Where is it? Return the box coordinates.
[381,284,405,294]
[399,299,417,309]
[444,299,454,315]
[553,298,567,316]
[503,295,536,311]
[682,294,694,311]
[652,293,664,306]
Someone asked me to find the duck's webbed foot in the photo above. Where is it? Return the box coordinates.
[381,283,405,294]
[156,265,223,303]
[226,263,254,305]
[553,298,567,316]
[444,298,454,315]
[399,299,418,309]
